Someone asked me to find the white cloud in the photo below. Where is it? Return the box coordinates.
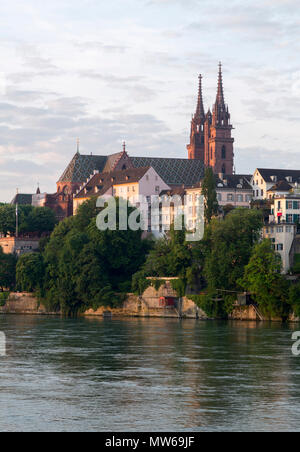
[0,0,300,201]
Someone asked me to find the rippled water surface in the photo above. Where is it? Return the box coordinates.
[0,315,300,432]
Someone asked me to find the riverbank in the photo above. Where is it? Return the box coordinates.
[1,288,299,322]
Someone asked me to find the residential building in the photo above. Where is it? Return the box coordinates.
[251,168,300,200]
[263,192,300,273]
[216,174,253,208]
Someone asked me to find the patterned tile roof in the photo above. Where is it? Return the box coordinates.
[59,151,205,187]
[130,157,205,186]
[58,153,117,183]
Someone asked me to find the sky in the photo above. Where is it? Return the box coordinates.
[0,0,300,201]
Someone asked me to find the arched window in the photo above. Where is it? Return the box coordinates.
[222,164,226,174]
[221,145,226,159]
[122,164,127,170]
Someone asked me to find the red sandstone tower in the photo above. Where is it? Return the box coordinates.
[188,63,234,175]
[187,75,205,160]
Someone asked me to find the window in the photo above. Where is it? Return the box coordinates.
[237,195,243,202]
[246,195,252,202]
[277,227,283,233]
[277,244,283,251]
[222,164,226,174]
[155,186,160,193]
[217,193,222,201]
[221,145,226,159]
[227,194,233,202]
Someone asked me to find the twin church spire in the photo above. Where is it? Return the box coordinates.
[187,63,234,176]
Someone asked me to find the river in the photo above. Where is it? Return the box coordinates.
[0,315,300,432]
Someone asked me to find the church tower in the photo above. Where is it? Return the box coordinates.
[187,75,206,160]
[206,63,234,175]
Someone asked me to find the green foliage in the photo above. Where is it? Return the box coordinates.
[0,247,16,290]
[201,167,219,224]
[171,279,186,298]
[292,254,300,274]
[0,291,9,307]
[238,240,290,318]
[289,282,300,318]
[200,208,263,314]
[0,204,56,235]
[41,197,151,315]
[16,253,45,292]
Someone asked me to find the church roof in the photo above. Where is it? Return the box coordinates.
[58,153,122,184]
[59,152,205,187]
[131,157,205,186]
[10,193,33,205]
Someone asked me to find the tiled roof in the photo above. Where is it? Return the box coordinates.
[257,168,300,183]
[130,157,205,185]
[216,174,253,190]
[74,167,150,199]
[268,180,293,192]
[10,194,33,205]
[58,153,121,183]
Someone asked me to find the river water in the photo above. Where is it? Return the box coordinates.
[0,315,300,432]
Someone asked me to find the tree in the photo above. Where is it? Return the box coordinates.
[0,247,16,291]
[197,208,263,317]
[289,282,300,318]
[238,240,290,319]
[42,197,151,314]
[0,204,56,236]
[201,168,219,223]
[16,253,45,292]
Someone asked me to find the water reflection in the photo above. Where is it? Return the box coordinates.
[0,315,299,431]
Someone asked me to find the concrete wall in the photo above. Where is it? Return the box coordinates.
[0,292,55,315]
[83,281,208,319]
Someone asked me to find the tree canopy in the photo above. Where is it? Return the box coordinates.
[0,204,57,235]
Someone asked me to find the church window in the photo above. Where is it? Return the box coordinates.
[221,145,226,159]
[222,164,226,174]
[122,165,127,170]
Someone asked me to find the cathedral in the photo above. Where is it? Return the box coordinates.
[187,63,234,175]
[12,63,236,220]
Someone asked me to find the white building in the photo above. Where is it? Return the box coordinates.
[251,168,300,200]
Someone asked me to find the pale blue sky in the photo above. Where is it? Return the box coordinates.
[0,0,300,201]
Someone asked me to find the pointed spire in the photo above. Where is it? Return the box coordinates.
[216,62,225,107]
[36,183,40,195]
[76,138,80,154]
[122,141,126,153]
[195,74,205,121]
